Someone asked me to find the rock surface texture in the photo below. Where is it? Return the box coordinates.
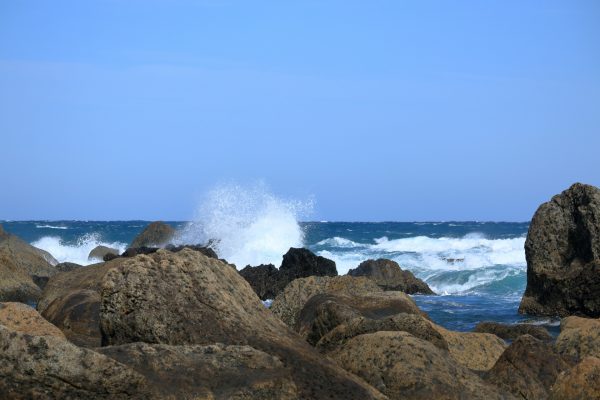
[555,316,600,360]
[348,258,435,294]
[550,356,600,400]
[519,183,600,317]
[88,245,119,261]
[474,321,552,341]
[129,221,175,248]
[0,302,66,339]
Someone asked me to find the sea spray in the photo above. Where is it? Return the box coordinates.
[31,233,127,266]
[176,183,313,268]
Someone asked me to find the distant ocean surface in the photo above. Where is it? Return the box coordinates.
[0,220,560,334]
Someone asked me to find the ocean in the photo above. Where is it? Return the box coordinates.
[0,219,560,335]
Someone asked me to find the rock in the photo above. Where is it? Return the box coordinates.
[0,249,41,303]
[0,324,148,399]
[55,262,82,272]
[88,245,119,261]
[97,342,299,399]
[348,258,435,294]
[328,331,511,399]
[165,244,219,259]
[485,335,573,400]
[474,321,552,341]
[270,275,383,328]
[99,249,386,399]
[519,183,600,317]
[431,323,507,372]
[295,292,426,345]
[129,221,175,248]
[118,244,218,260]
[550,356,600,400]
[238,264,281,300]
[317,313,448,353]
[0,302,65,339]
[555,316,600,360]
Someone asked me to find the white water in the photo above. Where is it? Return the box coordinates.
[176,183,313,268]
[31,233,127,266]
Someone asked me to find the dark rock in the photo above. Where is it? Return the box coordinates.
[129,221,175,248]
[519,183,600,317]
[165,244,219,259]
[103,253,119,261]
[239,264,281,300]
[485,335,574,399]
[474,321,552,341]
[348,258,435,294]
[121,246,160,257]
[55,262,82,272]
[88,245,119,261]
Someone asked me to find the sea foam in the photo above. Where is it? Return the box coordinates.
[31,233,127,266]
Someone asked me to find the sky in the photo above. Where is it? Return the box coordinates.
[1,0,599,221]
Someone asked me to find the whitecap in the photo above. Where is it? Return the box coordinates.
[31,233,127,266]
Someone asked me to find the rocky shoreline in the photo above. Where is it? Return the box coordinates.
[1,183,600,399]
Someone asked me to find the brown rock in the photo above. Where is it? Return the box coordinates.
[474,321,552,341]
[270,275,383,328]
[348,258,435,294]
[129,221,175,248]
[0,302,65,339]
[485,335,573,400]
[550,356,600,400]
[555,316,600,360]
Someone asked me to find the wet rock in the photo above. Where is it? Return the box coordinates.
[550,356,600,400]
[474,321,552,341]
[519,183,600,317]
[88,245,119,261]
[555,316,600,360]
[129,221,175,248]
[348,258,435,294]
[0,302,65,339]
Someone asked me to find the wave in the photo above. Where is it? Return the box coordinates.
[315,237,365,248]
[35,224,69,230]
[31,233,127,266]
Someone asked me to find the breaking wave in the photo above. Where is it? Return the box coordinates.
[31,233,127,266]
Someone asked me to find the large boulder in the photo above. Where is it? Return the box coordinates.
[328,331,512,400]
[99,249,385,399]
[474,321,552,342]
[485,335,573,400]
[129,221,175,248]
[270,275,383,328]
[295,292,426,345]
[88,245,119,261]
[555,316,600,360]
[0,302,65,339]
[348,258,435,294]
[550,356,600,400]
[519,183,600,317]
[238,264,282,300]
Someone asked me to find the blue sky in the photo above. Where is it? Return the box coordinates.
[1,1,599,221]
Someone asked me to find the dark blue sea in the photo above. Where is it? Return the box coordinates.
[0,220,560,335]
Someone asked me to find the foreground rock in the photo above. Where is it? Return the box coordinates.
[555,316,600,360]
[0,302,65,339]
[550,356,600,400]
[240,247,338,300]
[129,221,175,248]
[328,331,511,399]
[485,335,573,399]
[270,275,383,328]
[348,258,435,294]
[100,249,385,399]
[88,245,119,261]
[519,183,600,317]
[474,321,552,341]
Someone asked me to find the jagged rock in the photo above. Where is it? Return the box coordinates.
[474,321,552,341]
[550,356,600,400]
[431,323,507,372]
[316,313,448,353]
[519,183,600,317]
[129,221,175,248]
[0,302,65,339]
[117,244,218,260]
[485,335,574,400]
[99,249,385,399]
[295,292,426,345]
[348,258,435,294]
[88,245,119,261]
[270,275,383,328]
[555,316,600,360]
[328,331,512,400]
[238,264,281,300]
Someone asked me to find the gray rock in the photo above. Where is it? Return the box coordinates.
[88,245,119,261]
[348,258,435,294]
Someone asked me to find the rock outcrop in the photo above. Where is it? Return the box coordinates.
[88,245,119,261]
[0,302,66,339]
[474,321,552,341]
[129,221,175,248]
[238,263,281,300]
[555,316,600,360]
[550,356,600,400]
[348,258,435,294]
[519,183,600,317]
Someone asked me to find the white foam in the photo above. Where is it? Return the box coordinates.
[31,234,127,266]
[316,237,364,248]
[35,224,69,230]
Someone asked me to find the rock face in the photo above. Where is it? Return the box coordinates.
[519,183,600,317]
[485,335,573,400]
[88,245,119,261]
[129,221,175,248]
[474,321,552,342]
[0,302,66,339]
[555,316,600,360]
[239,248,338,300]
[348,258,435,294]
[99,249,385,399]
[550,356,600,400]
[270,275,383,328]
[328,331,510,400]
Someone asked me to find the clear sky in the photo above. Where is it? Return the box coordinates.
[1,0,599,221]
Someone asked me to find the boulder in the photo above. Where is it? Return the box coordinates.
[129,221,175,248]
[328,331,511,399]
[99,249,385,399]
[485,335,573,399]
[555,316,600,360]
[0,248,41,303]
[316,313,448,353]
[295,292,426,345]
[238,263,281,300]
[0,302,65,339]
[519,183,600,317]
[270,275,383,328]
[348,258,435,294]
[474,321,552,341]
[88,245,119,261]
[550,356,600,400]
